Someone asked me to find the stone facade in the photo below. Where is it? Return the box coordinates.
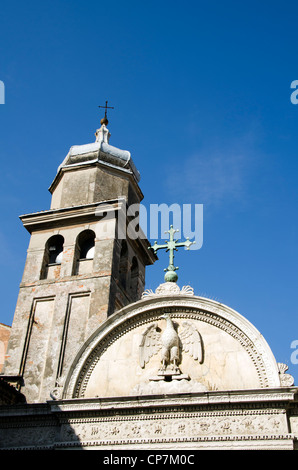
[1,120,297,451]
[0,281,289,450]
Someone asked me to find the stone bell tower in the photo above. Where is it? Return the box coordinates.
[3,111,156,403]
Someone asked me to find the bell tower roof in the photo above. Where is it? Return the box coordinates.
[54,102,140,183]
[49,115,142,209]
[56,122,140,183]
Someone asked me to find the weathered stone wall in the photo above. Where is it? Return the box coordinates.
[50,163,142,210]
[3,201,154,403]
[0,323,11,373]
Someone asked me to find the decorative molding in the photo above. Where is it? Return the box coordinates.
[142,283,194,298]
[58,408,289,447]
[56,291,91,383]
[278,363,294,387]
[1,389,297,449]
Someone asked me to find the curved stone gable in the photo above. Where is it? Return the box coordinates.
[62,293,281,400]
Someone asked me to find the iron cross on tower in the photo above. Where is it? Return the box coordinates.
[98,101,114,124]
[150,225,195,283]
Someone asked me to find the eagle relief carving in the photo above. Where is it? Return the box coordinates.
[139,312,203,381]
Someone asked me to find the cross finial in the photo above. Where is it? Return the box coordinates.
[149,225,195,283]
[98,100,114,125]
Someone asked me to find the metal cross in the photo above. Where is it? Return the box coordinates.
[98,100,114,119]
[150,225,195,281]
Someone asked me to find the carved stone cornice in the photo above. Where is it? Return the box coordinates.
[0,388,297,450]
[19,199,120,233]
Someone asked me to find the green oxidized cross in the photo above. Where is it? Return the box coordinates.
[149,225,195,283]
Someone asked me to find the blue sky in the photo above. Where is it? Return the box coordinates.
[0,0,298,383]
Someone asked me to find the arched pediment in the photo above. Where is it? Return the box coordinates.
[62,285,283,400]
